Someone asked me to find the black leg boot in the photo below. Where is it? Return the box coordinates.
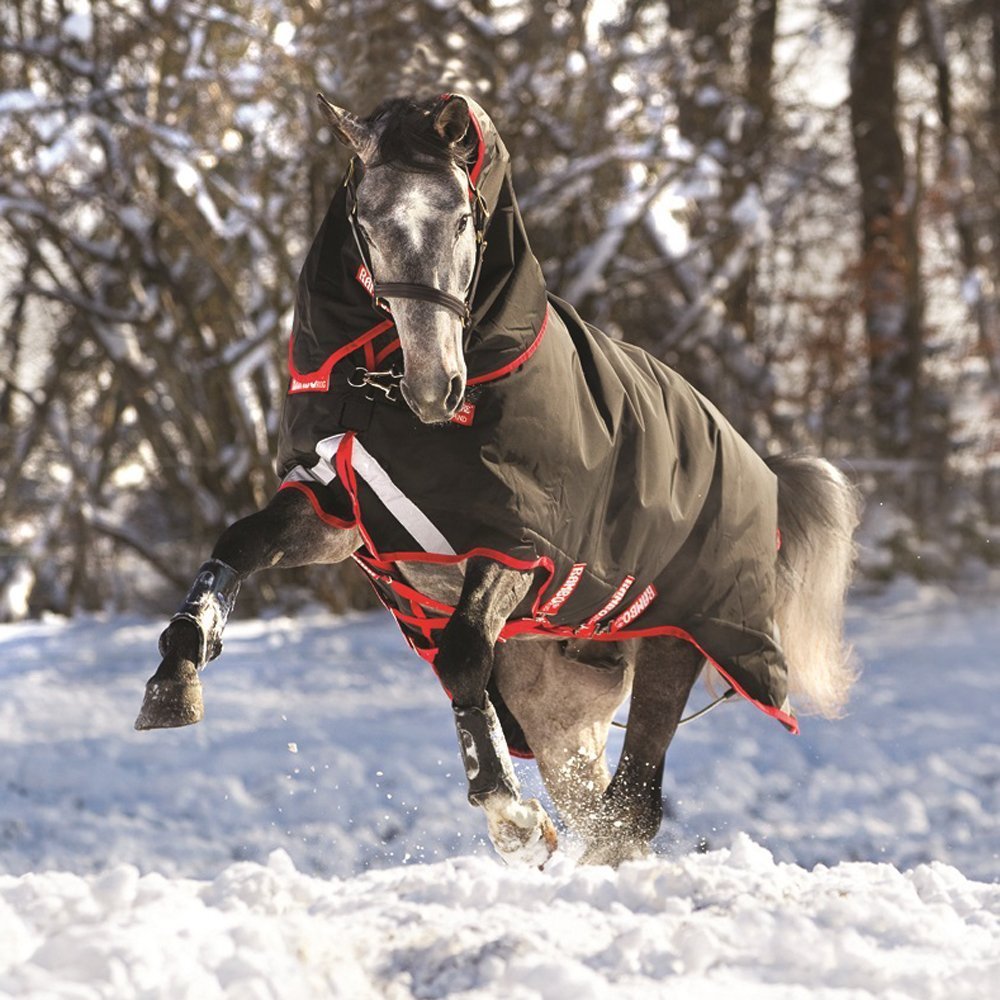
[135,560,241,730]
[453,697,521,806]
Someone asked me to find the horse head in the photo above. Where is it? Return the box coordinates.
[318,93,480,425]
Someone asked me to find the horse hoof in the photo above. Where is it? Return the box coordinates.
[486,797,558,869]
[134,664,204,730]
[579,837,650,868]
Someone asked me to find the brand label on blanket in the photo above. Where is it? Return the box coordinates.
[450,401,476,426]
[581,575,635,632]
[610,583,658,632]
[289,373,330,393]
[356,263,375,296]
[537,563,587,616]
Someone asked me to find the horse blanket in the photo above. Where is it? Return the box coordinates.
[276,97,797,733]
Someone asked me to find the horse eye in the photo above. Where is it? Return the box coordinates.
[456,215,470,236]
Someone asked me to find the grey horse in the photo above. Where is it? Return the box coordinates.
[136,94,859,867]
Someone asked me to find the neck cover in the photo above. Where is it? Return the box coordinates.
[277,97,796,735]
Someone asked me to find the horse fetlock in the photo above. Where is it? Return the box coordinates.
[137,559,239,732]
[134,658,204,730]
[453,698,520,805]
[483,796,558,869]
[161,559,242,667]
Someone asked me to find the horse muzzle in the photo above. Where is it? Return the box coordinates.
[400,372,466,424]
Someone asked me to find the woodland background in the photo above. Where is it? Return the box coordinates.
[1,0,998,619]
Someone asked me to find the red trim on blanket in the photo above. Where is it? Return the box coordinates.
[591,623,799,734]
[278,480,356,529]
[439,93,485,189]
[374,337,402,366]
[386,577,456,614]
[287,319,395,394]
[288,290,545,398]
[467,306,549,387]
[467,103,486,187]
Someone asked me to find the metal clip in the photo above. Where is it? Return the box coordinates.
[349,365,403,402]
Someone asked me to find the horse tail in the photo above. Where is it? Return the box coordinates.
[765,454,862,718]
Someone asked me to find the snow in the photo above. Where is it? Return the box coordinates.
[0,583,997,997]
[0,90,47,114]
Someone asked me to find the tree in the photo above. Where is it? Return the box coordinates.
[849,0,930,463]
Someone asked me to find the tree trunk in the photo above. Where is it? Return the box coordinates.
[849,0,927,461]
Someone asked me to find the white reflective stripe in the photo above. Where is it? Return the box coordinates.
[313,433,345,485]
[350,439,456,555]
[281,466,316,485]
[281,434,345,488]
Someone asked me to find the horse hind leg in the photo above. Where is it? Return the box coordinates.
[580,635,703,867]
[491,638,634,845]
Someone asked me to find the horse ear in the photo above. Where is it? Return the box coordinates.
[434,96,470,145]
[316,93,375,158]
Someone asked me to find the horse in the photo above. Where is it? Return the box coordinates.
[136,93,860,868]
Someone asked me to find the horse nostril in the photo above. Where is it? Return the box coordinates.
[445,375,464,413]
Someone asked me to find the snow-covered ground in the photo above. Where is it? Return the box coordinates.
[1,581,997,997]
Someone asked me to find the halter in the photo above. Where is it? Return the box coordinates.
[344,156,490,333]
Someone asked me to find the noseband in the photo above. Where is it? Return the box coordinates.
[344,157,489,331]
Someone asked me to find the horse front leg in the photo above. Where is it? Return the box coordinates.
[433,557,558,867]
[135,489,360,730]
[580,635,703,867]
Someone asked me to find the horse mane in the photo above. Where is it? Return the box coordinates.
[365,96,472,173]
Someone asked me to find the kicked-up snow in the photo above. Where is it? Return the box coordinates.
[0,580,997,997]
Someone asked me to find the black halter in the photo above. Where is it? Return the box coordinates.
[344,156,489,332]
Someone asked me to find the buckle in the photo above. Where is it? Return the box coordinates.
[348,365,403,402]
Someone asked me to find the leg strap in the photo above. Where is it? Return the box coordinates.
[453,697,521,806]
[159,559,241,667]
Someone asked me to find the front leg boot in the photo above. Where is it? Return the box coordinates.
[453,697,521,805]
[134,560,240,730]
[453,697,558,867]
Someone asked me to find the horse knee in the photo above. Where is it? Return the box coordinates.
[434,617,493,708]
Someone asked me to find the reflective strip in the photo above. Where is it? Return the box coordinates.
[350,439,456,556]
[315,434,345,483]
[282,434,345,488]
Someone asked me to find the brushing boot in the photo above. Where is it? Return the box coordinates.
[135,559,240,730]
